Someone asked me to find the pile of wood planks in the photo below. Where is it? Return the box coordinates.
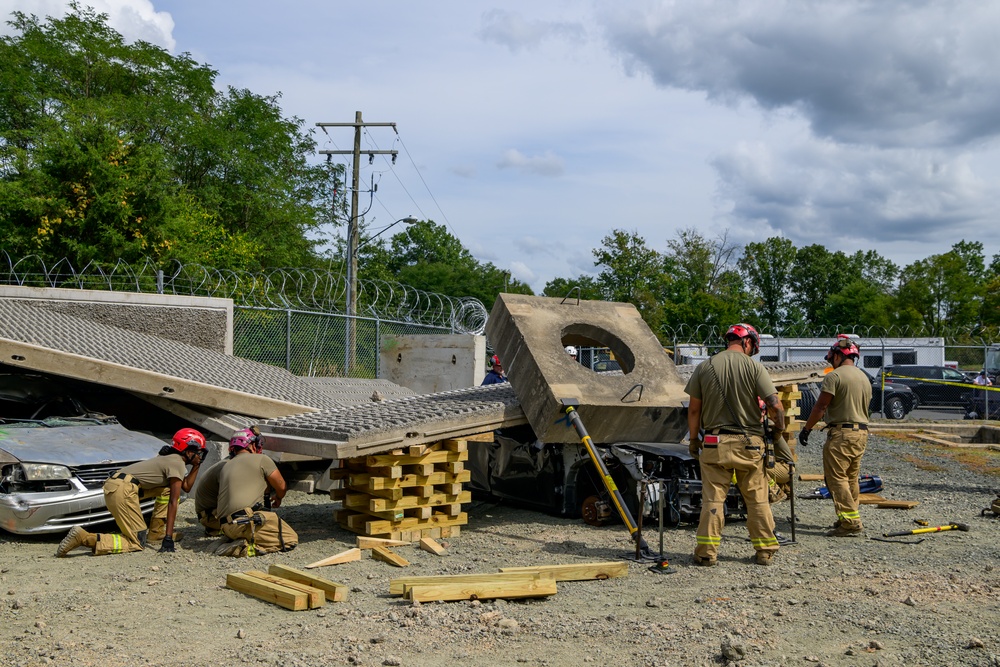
[388,561,628,603]
[776,384,802,458]
[226,564,348,611]
[331,436,486,540]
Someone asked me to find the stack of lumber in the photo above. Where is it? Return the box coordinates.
[388,561,627,603]
[332,437,483,540]
[776,384,802,459]
[226,564,348,610]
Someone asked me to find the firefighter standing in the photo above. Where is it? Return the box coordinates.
[57,428,206,557]
[215,428,298,557]
[686,323,787,566]
[799,337,871,537]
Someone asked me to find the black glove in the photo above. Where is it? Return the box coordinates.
[159,536,175,553]
[798,428,811,448]
[688,437,702,459]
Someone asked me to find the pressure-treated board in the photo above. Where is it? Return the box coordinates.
[304,547,362,568]
[404,575,557,602]
[357,536,411,549]
[799,474,825,482]
[226,572,308,611]
[267,564,348,602]
[389,571,544,596]
[498,561,629,582]
[859,494,888,505]
[419,537,447,556]
[875,500,920,509]
[243,571,325,609]
[371,545,409,567]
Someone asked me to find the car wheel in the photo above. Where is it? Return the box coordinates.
[884,396,906,420]
[580,495,613,526]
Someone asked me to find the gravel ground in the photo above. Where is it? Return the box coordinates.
[2,430,999,667]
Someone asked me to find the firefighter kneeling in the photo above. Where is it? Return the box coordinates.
[215,428,298,557]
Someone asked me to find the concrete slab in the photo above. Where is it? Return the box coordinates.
[0,299,338,417]
[485,294,689,444]
[299,376,416,405]
[379,334,485,393]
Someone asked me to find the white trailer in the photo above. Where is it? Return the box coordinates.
[756,336,945,372]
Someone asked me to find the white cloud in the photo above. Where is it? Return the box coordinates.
[496,148,565,176]
[479,8,584,52]
[509,260,536,285]
[599,1,1000,148]
[0,0,175,49]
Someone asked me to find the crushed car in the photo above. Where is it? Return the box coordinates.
[469,424,746,527]
[0,373,165,534]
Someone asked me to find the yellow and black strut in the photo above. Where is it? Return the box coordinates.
[561,398,655,558]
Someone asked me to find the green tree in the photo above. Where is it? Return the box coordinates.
[0,4,335,270]
[896,242,984,333]
[789,245,855,327]
[592,229,666,331]
[661,228,747,332]
[743,237,796,331]
[542,275,603,300]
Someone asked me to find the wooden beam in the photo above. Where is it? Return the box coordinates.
[304,547,362,568]
[357,536,411,549]
[875,500,920,509]
[366,450,469,467]
[226,572,308,611]
[451,432,493,443]
[267,564,348,602]
[404,575,557,602]
[371,546,410,567]
[499,561,629,582]
[390,571,550,596]
[243,571,325,609]
[798,474,825,482]
[369,491,471,512]
[419,537,446,556]
[859,493,888,505]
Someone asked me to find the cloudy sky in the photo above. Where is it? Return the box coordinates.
[3,0,999,292]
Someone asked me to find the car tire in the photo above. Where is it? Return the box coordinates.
[884,396,906,420]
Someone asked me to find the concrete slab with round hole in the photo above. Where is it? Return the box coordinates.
[485,294,688,444]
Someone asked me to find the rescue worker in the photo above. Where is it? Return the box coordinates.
[194,455,226,537]
[56,428,206,556]
[799,337,872,537]
[686,323,788,566]
[215,428,298,557]
[481,354,508,385]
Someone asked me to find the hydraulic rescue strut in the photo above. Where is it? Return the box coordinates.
[560,398,657,560]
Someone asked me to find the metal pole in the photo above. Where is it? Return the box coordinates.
[375,317,381,379]
[286,309,292,371]
[346,111,362,375]
[156,270,163,295]
[880,337,887,417]
[658,480,664,559]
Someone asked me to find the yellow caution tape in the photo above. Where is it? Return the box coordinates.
[882,372,1000,393]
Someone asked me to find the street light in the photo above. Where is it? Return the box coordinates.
[345,216,418,374]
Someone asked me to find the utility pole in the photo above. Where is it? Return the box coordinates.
[317,112,397,374]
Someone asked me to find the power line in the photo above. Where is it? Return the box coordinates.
[394,130,455,232]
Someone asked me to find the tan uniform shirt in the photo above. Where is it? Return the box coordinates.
[118,453,187,490]
[217,453,277,520]
[820,365,872,425]
[194,460,226,514]
[685,349,777,437]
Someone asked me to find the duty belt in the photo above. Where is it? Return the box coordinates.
[829,423,869,431]
[225,504,265,524]
[110,472,140,487]
[708,428,748,436]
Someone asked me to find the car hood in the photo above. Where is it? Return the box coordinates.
[0,421,164,466]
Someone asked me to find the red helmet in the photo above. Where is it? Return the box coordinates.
[228,428,259,453]
[490,355,501,367]
[825,336,860,362]
[171,428,206,453]
[725,323,760,356]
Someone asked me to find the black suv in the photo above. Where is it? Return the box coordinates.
[800,368,918,420]
[880,365,973,407]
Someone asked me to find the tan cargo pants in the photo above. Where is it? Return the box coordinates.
[96,478,158,555]
[221,509,298,556]
[696,434,779,561]
[822,427,869,529]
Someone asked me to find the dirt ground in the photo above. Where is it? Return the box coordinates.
[2,429,999,667]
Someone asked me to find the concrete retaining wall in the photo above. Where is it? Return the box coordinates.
[379,334,485,393]
[0,286,233,354]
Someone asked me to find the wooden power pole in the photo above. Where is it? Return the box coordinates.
[317,112,398,374]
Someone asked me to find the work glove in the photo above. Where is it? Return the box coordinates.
[798,428,811,448]
[773,436,793,463]
[159,536,175,553]
[688,437,702,459]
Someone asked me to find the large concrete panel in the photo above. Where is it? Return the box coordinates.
[379,334,486,393]
[485,294,688,444]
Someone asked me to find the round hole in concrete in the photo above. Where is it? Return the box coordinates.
[561,323,634,374]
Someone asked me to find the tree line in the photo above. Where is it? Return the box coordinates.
[542,229,1000,340]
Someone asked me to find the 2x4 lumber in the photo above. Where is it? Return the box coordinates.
[226,572,308,611]
[268,564,348,602]
[366,450,469,467]
[244,571,325,609]
[876,500,919,509]
[499,561,629,582]
[351,470,471,490]
[859,494,888,505]
[357,536,411,549]
[408,444,429,457]
[390,571,549,596]
[363,512,468,536]
[798,474,825,482]
[450,433,492,443]
[404,575,557,602]
[442,438,471,450]
[369,491,471,512]
[372,545,410,567]
[305,547,362,569]
[419,537,446,556]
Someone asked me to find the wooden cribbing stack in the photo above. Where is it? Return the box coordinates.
[226,565,348,611]
[331,436,488,540]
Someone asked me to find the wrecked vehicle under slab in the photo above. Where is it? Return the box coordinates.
[469,425,746,527]
[0,418,165,534]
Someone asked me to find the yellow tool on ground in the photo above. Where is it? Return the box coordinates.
[884,522,969,537]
